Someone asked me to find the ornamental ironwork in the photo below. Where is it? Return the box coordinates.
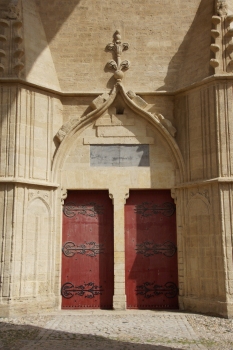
[62,241,104,257]
[63,202,104,218]
[136,282,178,299]
[61,282,103,299]
[134,202,175,217]
[135,241,177,257]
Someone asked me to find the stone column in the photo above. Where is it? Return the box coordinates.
[109,187,129,310]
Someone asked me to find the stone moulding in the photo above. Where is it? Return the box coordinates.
[210,16,221,73]
[1,74,233,96]
[0,177,59,188]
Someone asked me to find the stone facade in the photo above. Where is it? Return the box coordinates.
[0,0,233,318]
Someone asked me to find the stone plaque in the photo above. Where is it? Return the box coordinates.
[90,145,150,167]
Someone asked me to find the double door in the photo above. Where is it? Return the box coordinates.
[61,190,178,309]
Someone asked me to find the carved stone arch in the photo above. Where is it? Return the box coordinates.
[27,196,51,215]
[186,193,211,217]
[52,83,185,183]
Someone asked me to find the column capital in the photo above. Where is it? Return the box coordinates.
[109,187,129,204]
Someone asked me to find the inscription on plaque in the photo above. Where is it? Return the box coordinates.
[90,145,150,167]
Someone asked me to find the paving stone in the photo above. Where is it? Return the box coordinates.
[0,311,232,349]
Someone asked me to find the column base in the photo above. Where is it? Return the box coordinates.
[180,296,233,318]
[113,294,126,310]
[0,295,59,318]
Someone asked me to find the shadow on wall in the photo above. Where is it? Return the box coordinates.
[0,321,184,350]
[28,0,214,92]
[21,0,82,84]
[158,0,215,91]
[34,0,81,43]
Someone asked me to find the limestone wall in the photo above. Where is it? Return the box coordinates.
[34,0,213,92]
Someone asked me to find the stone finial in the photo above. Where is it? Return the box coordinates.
[216,0,228,16]
[106,30,130,82]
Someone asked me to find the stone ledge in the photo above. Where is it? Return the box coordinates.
[175,177,233,189]
[0,177,59,188]
[1,74,233,97]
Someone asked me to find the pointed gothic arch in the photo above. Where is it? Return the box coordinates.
[52,82,185,184]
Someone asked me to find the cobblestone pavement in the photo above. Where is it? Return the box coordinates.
[0,310,232,350]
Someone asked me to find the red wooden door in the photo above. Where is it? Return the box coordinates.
[61,190,114,309]
[125,190,178,309]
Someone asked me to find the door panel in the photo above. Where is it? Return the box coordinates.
[125,190,178,309]
[61,190,114,309]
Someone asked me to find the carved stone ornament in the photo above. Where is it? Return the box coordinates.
[190,190,210,202]
[156,114,177,137]
[28,190,49,203]
[171,188,178,205]
[0,0,24,77]
[216,0,228,16]
[61,188,68,205]
[127,91,148,109]
[106,30,130,81]
[91,92,110,110]
[5,1,21,20]
[56,118,79,143]
[125,89,176,138]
